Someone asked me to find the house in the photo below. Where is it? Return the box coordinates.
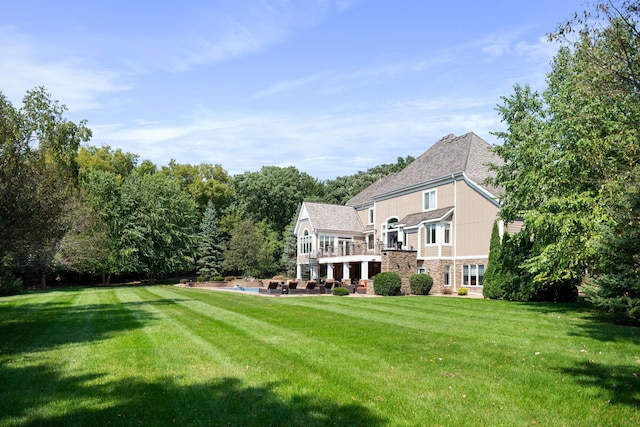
[294,132,510,295]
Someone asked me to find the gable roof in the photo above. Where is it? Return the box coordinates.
[299,202,364,233]
[346,132,502,207]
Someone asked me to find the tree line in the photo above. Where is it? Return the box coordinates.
[0,91,413,292]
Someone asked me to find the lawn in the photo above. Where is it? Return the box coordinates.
[0,286,638,426]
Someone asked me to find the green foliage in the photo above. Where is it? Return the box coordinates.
[0,254,22,296]
[457,287,468,296]
[332,286,350,296]
[77,145,138,181]
[160,160,233,214]
[280,212,299,277]
[0,87,92,287]
[118,173,198,284]
[222,219,268,277]
[409,273,433,295]
[233,166,323,235]
[483,221,510,300]
[489,1,640,305]
[586,172,640,325]
[196,201,224,279]
[210,276,224,282]
[323,156,415,205]
[373,272,402,296]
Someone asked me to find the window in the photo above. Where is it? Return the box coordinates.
[368,208,374,225]
[367,236,375,250]
[444,265,450,286]
[417,267,426,274]
[319,235,333,255]
[444,222,451,244]
[425,224,437,245]
[462,264,485,286]
[423,190,436,211]
[299,230,312,254]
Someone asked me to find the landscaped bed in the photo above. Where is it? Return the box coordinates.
[0,286,638,426]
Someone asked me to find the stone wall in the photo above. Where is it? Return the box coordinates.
[381,250,418,295]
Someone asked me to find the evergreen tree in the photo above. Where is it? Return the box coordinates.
[482,221,506,299]
[587,173,640,325]
[196,201,224,279]
[280,215,298,277]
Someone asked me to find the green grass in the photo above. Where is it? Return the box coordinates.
[1,287,638,426]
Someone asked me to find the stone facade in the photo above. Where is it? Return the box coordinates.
[381,250,418,295]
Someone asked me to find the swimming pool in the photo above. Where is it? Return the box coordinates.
[223,286,260,293]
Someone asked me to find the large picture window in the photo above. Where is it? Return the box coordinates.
[462,264,485,286]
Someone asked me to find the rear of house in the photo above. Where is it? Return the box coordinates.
[294,132,504,295]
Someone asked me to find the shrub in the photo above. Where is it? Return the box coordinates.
[373,272,402,296]
[443,286,453,295]
[210,276,224,282]
[409,273,433,295]
[0,275,22,296]
[457,287,468,296]
[197,276,207,283]
[332,287,350,296]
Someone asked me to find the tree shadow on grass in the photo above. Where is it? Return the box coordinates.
[0,292,189,358]
[516,299,640,343]
[557,360,640,408]
[0,363,384,426]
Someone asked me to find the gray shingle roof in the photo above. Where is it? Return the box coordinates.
[304,202,364,232]
[346,132,502,207]
[399,206,455,227]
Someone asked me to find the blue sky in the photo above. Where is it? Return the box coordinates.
[1,1,587,180]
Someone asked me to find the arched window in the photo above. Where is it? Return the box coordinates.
[299,229,312,254]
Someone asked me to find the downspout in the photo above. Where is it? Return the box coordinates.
[453,174,457,292]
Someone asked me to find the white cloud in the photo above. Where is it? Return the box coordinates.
[482,41,511,57]
[0,28,130,110]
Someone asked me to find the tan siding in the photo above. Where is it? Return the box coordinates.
[356,208,370,228]
[424,246,439,257]
[406,232,418,250]
[454,181,499,257]
[296,219,313,263]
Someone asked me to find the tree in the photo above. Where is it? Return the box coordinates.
[233,166,324,235]
[587,171,640,325]
[222,219,268,278]
[323,156,415,205]
[489,1,640,303]
[160,160,234,214]
[280,213,299,277]
[482,221,507,299]
[196,201,224,279]
[79,169,123,285]
[0,87,91,287]
[54,193,110,281]
[118,173,198,284]
[77,145,139,181]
